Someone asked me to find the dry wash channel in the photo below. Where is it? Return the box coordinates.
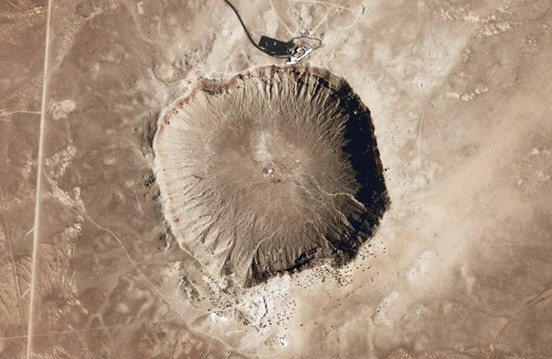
[154,66,388,287]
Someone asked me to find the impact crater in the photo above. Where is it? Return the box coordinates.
[154,66,389,287]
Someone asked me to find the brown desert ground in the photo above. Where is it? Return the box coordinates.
[0,0,551,358]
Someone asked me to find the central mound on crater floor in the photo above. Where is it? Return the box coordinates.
[154,66,388,287]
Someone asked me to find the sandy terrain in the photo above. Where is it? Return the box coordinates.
[1,0,551,358]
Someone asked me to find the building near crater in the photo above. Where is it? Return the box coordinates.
[154,66,389,287]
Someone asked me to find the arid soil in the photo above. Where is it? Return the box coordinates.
[1,0,551,358]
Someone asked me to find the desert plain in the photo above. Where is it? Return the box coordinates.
[1,0,551,358]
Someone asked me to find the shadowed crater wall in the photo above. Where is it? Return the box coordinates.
[154,66,389,287]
